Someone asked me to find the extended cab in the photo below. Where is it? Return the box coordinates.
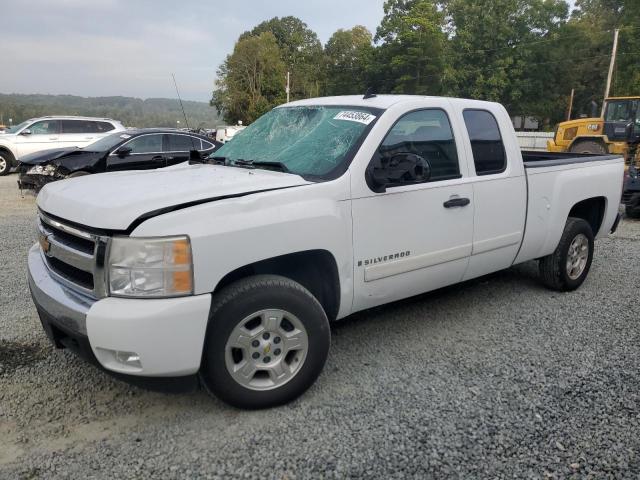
[28,95,624,408]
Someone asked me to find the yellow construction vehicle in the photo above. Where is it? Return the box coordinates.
[547,96,640,167]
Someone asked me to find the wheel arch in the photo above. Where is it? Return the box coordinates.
[0,145,16,163]
[213,249,341,321]
[568,196,607,236]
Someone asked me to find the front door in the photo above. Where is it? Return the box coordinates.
[107,134,166,171]
[351,108,474,312]
[14,119,61,157]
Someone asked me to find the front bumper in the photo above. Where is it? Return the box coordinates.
[28,244,211,391]
[18,172,60,191]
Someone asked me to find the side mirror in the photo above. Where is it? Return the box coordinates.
[367,153,431,193]
[20,129,32,136]
[116,146,132,157]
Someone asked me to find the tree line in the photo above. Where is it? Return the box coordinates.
[211,0,640,129]
[0,94,220,129]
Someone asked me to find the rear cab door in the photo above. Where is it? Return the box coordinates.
[450,100,527,281]
[350,98,475,311]
[59,120,103,149]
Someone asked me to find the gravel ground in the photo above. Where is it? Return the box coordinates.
[1,173,639,479]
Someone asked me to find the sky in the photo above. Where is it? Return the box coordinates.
[1,0,386,102]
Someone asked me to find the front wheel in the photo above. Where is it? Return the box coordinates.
[200,275,330,409]
[539,217,594,291]
[0,150,15,176]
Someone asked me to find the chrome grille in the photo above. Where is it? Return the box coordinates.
[37,212,109,298]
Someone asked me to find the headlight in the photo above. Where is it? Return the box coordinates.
[107,236,193,298]
[27,164,57,176]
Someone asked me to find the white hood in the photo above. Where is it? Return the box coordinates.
[37,163,310,230]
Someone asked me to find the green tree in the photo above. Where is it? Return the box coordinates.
[324,26,375,95]
[571,0,640,98]
[212,32,286,124]
[241,16,324,100]
[374,0,448,95]
[443,0,569,122]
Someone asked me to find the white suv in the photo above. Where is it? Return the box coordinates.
[0,116,125,175]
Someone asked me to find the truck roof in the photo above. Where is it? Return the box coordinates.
[284,94,502,110]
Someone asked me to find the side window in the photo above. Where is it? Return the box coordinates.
[29,120,60,135]
[463,110,506,176]
[61,120,92,134]
[124,135,163,154]
[96,122,115,133]
[168,135,200,152]
[202,140,215,150]
[377,109,460,183]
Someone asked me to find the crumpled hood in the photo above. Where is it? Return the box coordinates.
[37,163,310,231]
[20,147,85,165]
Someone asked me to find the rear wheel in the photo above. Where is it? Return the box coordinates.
[0,150,15,176]
[625,193,640,219]
[624,205,640,218]
[200,275,330,409]
[569,140,607,155]
[539,217,594,291]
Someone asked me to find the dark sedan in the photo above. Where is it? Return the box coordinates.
[18,129,221,191]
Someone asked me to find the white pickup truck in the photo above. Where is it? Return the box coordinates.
[28,95,624,408]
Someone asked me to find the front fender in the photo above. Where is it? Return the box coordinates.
[130,177,355,318]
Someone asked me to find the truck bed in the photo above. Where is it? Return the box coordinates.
[521,150,621,168]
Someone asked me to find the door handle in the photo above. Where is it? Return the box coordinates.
[443,197,471,208]
[152,155,164,162]
[49,137,58,140]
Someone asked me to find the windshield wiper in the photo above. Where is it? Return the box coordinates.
[232,159,291,173]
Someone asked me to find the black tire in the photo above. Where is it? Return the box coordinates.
[625,193,640,219]
[569,140,607,155]
[68,171,90,178]
[539,217,594,291]
[0,150,15,176]
[200,275,330,409]
[624,205,640,219]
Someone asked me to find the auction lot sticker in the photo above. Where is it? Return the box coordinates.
[333,111,377,125]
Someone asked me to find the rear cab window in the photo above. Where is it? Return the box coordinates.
[462,110,507,175]
[61,120,116,134]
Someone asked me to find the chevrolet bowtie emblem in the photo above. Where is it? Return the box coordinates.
[263,344,271,354]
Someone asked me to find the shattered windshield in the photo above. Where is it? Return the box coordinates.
[211,106,380,178]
